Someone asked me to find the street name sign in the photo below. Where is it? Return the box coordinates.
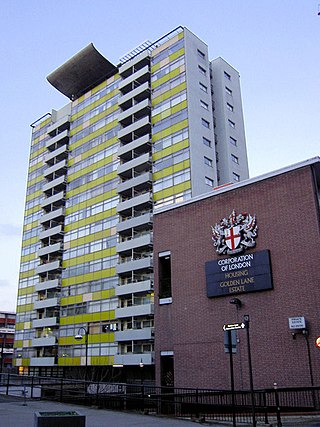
[223,322,246,331]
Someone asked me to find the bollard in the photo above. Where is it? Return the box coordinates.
[22,385,28,406]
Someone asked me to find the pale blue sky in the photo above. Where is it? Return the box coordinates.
[0,0,319,311]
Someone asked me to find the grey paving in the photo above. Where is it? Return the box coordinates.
[0,395,198,427]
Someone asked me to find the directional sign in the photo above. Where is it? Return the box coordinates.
[223,322,246,331]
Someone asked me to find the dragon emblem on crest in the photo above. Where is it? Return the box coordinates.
[211,210,258,255]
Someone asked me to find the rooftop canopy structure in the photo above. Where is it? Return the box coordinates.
[47,43,117,100]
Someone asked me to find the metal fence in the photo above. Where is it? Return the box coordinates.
[1,373,319,425]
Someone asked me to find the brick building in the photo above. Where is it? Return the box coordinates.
[0,312,15,371]
[153,158,320,390]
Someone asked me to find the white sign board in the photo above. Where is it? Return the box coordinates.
[288,316,306,330]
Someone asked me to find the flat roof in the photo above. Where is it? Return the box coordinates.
[47,43,117,100]
[154,157,320,216]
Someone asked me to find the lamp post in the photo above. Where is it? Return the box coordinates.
[244,315,256,427]
[139,359,144,384]
[75,326,89,381]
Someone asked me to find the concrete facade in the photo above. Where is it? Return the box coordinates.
[154,159,320,389]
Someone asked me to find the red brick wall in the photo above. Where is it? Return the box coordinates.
[154,165,320,390]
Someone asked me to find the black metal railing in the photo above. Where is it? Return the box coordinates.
[1,373,319,425]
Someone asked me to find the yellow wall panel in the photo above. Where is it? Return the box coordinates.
[62,247,116,269]
[151,67,183,90]
[62,267,116,287]
[59,357,81,366]
[153,180,191,201]
[152,119,188,143]
[65,189,118,216]
[152,81,187,106]
[152,139,189,162]
[60,309,115,325]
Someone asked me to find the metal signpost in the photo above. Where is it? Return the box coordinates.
[224,328,237,427]
[223,316,256,427]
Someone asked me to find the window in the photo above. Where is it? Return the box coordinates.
[228,119,235,128]
[197,49,205,59]
[231,154,239,164]
[203,136,211,147]
[227,103,234,112]
[199,82,208,92]
[225,86,232,96]
[198,65,206,75]
[233,172,240,182]
[230,136,237,146]
[200,100,209,110]
[201,118,210,128]
[224,71,231,80]
[204,156,213,167]
[159,252,172,300]
[205,176,214,187]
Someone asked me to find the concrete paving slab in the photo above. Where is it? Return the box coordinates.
[0,396,196,427]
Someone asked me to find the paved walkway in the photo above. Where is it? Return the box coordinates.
[0,395,207,427]
[1,395,320,426]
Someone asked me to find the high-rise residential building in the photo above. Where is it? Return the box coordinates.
[14,26,249,380]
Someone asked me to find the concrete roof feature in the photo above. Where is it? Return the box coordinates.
[47,43,117,100]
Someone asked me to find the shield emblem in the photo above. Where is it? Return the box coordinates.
[225,226,241,250]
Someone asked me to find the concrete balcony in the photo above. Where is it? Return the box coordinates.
[114,352,154,366]
[39,208,64,225]
[115,303,154,318]
[34,297,59,310]
[116,256,153,274]
[45,144,68,164]
[32,317,59,328]
[117,192,152,214]
[116,279,153,296]
[118,99,150,123]
[47,116,70,135]
[115,327,154,342]
[118,81,150,107]
[35,260,61,275]
[30,357,56,367]
[43,175,66,193]
[118,116,150,140]
[117,233,152,254]
[41,191,65,209]
[118,134,150,158]
[119,50,150,74]
[32,336,57,347]
[117,172,152,195]
[117,212,152,233]
[43,159,67,178]
[46,129,69,149]
[0,328,15,334]
[35,279,60,292]
[118,152,151,176]
[39,224,63,239]
[38,242,62,257]
[119,65,150,90]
